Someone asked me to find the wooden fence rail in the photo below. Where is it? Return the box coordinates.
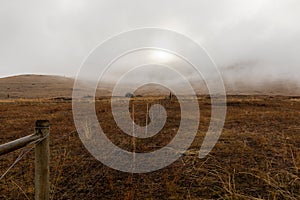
[0,120,50,200]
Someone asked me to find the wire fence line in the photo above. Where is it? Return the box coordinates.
[0,101,163,198]
[0,132,50,181]
[0,100,163,182]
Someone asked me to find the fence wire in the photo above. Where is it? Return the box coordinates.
[0,132,50,181]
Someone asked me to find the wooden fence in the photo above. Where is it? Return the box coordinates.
[0,120,50,200]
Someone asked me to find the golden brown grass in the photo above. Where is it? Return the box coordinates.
[0,95,299,199]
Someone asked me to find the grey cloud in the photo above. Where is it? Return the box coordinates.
[0,0,299,93]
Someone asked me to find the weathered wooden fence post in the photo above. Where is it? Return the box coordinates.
[34,120,50,200]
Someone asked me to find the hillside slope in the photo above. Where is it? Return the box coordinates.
[0,75,75,99]
[0,74,299,99]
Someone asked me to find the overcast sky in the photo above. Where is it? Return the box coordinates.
[0,0,299,86]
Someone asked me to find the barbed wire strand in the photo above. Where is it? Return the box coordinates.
[0,132,50,181]
[0,102,153,182]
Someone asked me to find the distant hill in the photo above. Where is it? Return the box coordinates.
[223,79,300,96]
[0,75,112,99]
[0,75,74,99]
[0,74,299,99]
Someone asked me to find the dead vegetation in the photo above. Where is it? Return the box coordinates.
[0,95,300,199]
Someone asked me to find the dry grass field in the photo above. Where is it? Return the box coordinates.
[0,94,300,199]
